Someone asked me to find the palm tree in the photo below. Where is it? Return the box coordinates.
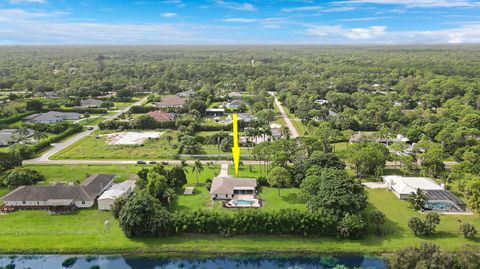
[180,160,189,173]
[166,135,173,146]
[163,188,176,210]
[191,160,204,186]
[408,189,427,211]
[33,131,48,142]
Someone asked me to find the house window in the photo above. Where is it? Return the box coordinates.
[81,201,85,204]
[22,201,26,204]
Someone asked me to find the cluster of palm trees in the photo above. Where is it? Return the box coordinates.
[243,125,273,148]
[180,160,205,186]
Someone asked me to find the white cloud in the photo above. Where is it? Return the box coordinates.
[337,16,391,22]
[306,25,386,39]
[0,9,198,44]
[282,5,323,12]
[9,0,46,4]
[336,0,480,8]
[223,18,257,23]
[305,24,480,43]
[214,1,257,11]
[161,12,178,17]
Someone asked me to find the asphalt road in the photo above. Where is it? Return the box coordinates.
[269,91,299,138]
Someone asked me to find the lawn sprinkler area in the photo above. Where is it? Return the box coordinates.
[104,131,163,145]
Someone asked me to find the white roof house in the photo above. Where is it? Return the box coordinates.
[270,123,283,138]
[97,180,136,210]
[314,99,329,105]
[383,175,443,199]
[210,177,257,200]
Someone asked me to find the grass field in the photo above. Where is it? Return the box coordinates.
[51,130,253,160]
[0,163,479,254]
[51,130,181,160]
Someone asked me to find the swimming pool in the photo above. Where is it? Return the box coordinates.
[425,201,455,211]
[233,199,255,205]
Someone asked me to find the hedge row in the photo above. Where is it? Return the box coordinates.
[0,111,37,125]
[40,108,108,114]
[171,209,341,237]
[29,124,84,154]
[128,105,158,114]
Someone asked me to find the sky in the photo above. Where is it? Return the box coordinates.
[1,0,480,44]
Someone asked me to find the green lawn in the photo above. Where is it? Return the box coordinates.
[78,116,106,126]
[333,142,349,160]
[0,163,479,254]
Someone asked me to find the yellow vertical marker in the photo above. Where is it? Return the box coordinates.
[232,113,240,177]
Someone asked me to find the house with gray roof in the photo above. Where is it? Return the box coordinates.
[78,98,103,108]
[225,100,245,110]
[24,111,81,124]
[1,174,114,213]
[0,128,35,146]
[175,90,195,98]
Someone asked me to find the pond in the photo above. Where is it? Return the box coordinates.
[0,255,387,269]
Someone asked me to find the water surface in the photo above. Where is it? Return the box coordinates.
[0,255,386,269]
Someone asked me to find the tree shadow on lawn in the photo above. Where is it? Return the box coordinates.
[280,192,304,205]
[358,202,406,246]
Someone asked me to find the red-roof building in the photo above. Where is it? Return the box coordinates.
[146,110,175,121]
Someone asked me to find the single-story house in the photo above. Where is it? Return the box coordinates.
[34,91,59,98]
[349,132,410,144]
[146,110,176,121]
[210,177,257,200]
[154,95,186,108]
[383,175,466,212]
[78,98,103,108]
[1,174,114,213]
[205,108,225,117]
[228,91,242,99]
[24,111,81,124]
[175,90,195,98]
[270,123,283,138]
[383,175,443,199]
[226,113,252,123]
[226,100,245,110]
[314,99,329,105]
[98,180,135,211]
[0,128,35,146]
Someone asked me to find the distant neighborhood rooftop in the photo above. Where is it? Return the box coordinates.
[154,95,186,107]
[23,111,81,124]
[147,110,175,121]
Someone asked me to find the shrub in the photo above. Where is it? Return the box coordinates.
[408,217,425,235]
[256,176,269,186]
[370,210,386,235]
[337,213,366,239]
[2,167,45,190]
[111,196,128,219]
[119,192,172,238]
[459,222,477,239]
[408,212,441,236]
